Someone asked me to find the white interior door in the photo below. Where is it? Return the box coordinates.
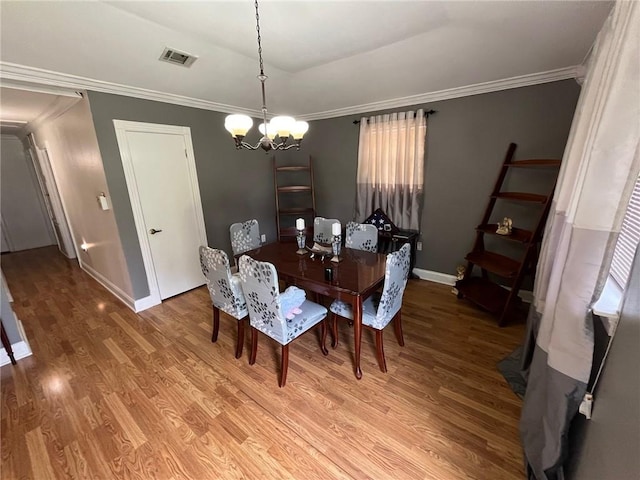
[28,142,77,259]
[115,122,206,301]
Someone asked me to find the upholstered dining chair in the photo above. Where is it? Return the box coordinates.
[230,219,261,257]
[345,221,379,252]
[313,217,339,245]
[238,255,329,387]
[329,243,411,372]
[199,246,248,359]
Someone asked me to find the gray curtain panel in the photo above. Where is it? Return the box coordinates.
[519,2,640,479]
[354,109,426,231]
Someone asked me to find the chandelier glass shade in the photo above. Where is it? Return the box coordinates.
[225,0,309,152]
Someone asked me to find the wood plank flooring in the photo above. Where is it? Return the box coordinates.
[1,246,526,479]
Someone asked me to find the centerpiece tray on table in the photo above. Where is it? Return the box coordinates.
[305,242,333,259]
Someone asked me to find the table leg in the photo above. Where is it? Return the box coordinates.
[353,297,363,380]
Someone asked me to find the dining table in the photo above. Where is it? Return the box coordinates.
[240,241,387,379]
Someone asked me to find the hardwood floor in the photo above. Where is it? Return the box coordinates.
[1,247,526,479]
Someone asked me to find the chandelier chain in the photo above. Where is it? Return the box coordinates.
[255,0,264,76]
[225,0,307,152]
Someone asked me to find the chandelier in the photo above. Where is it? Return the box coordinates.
[225,0,308,152]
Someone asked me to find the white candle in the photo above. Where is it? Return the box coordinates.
[296,218,305,230]
[332,222,341,236]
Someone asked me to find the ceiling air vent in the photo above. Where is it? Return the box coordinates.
[159,47,197,68]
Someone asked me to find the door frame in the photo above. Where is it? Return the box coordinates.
[27,136,78,259]
[113,120,207,306]
[1,216,15,252]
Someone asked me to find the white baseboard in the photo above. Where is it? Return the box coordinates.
[60,248,76,260]
[80,261,137,311]
[0,340,32,366]
[134,295,161,312]
[412,268,533,303]
[517,289,534,303]
[79,260,161,313]
[413,268,457,285]
[1,319,32,366]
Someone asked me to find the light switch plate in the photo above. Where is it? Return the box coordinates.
[98,193,109,210]
[416,241,423,251]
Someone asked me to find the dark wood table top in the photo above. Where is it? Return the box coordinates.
[241,241,388,380]
[240,242,387,301]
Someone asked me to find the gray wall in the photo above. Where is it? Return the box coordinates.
[0,134,56,251]
[294,79,581,276]
[87,80,579,298]
[87,92,279,299]
[567,248,640,479]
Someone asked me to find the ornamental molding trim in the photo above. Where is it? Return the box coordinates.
[1,62,578,121]
[0,62,261,117]
[299,66,579,120]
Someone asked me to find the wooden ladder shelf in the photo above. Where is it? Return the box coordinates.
[274,157,316,241]
[456,143,561,326]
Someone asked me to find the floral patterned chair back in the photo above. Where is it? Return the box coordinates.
[313,217,339,245]
[239,254,330,347]
[371,243,411,329]
[230,219,261,256]
[199,246,247,319]
[238,255,288,343]
[239,254,329,386]
[345,222,378,252]
[328,242,410,373]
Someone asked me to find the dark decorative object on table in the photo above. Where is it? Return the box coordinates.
[363,208,399,234]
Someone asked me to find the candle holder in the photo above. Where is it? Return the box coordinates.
[330,234,342,263]
[296,229,307,255]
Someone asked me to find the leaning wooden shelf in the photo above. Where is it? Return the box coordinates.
[455,277,517,315]
[464,251,521,278]
[475,224,533,243]
[456,143,561,326]
[274,157,316,241]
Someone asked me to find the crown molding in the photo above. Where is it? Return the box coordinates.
[0,62,262,117]
[298,66,579,121]
[1,62,578,122]
[27,95,82,135]
[0,78,83,98]
[0,120,27,126]
[0,121,28,139]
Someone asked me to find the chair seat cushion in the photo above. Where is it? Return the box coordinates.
[282,299,327,344]
[330,293,385,330]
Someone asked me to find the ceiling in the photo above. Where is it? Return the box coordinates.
[0,1,612,123]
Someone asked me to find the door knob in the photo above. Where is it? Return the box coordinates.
[149,228,163,235]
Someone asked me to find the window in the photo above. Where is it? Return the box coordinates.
[354,109,426,231]
[593,175,640,327]
[610,175,640,289]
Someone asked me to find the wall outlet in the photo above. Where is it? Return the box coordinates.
[579,393,593,419]
[261,234,266,243]
[416,241,423,251]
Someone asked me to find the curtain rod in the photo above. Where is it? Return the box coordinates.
[352,109,436,125]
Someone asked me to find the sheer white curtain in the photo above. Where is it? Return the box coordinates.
[355,110,426,231]
[520,2,640,478]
